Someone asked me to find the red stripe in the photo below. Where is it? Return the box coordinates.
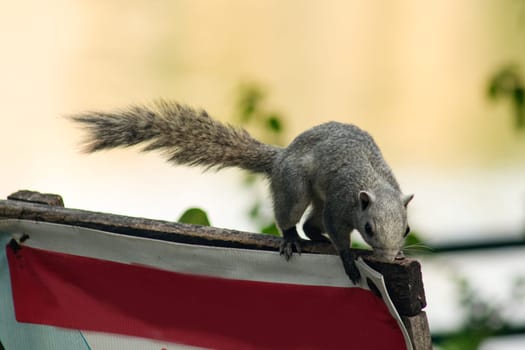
[7,245,405,350]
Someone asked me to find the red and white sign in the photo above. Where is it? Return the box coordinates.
[0,219,411,349]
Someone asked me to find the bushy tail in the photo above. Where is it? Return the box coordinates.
[70,100,281,174]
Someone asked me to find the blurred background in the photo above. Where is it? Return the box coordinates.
[1,0,524,348]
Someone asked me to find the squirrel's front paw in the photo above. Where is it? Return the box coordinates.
[279,236,302,260]
[345,261,361,285]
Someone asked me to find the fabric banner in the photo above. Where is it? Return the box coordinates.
[0,219,411,350]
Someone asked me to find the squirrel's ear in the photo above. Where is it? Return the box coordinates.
[402,194,414,208]
[359,191,375,210]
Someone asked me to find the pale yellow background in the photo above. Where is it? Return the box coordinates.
[1,0,524,238]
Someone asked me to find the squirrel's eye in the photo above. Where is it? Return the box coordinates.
[404,226,410,237]
[364,223,374,236]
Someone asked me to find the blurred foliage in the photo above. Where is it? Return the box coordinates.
[405,231,424,247]
[235,83,286,235]
[235,83,286,146]
[440,276,506,350]
[261,222,280,236]
[177,207,211,226]
[436,275,525,350]
[487,65,525,130]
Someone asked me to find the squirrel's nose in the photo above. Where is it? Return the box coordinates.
[395,251,405,260]
[371,248,398,262]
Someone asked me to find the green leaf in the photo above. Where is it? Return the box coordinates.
[405,231,423,246]
[237,85,265,122]
[178,208,211,226]
[261,222,280,236]
[249,202,260,219]
[266,114,283,133]
[242,173,258,186]
[351,240,368,249]
[487,79,501,99]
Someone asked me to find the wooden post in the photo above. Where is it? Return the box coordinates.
[0,190,432,349]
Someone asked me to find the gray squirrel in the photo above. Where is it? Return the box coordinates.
[71,101,413,284]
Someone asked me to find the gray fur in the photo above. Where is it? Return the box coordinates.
[71,103,413,284]
[71,101,279,174]
[268,122,413,282]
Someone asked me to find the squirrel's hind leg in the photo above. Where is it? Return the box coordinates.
[303,198,330,243]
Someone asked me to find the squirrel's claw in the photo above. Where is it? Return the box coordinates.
[279,236,302,260]
[280,227,302,260]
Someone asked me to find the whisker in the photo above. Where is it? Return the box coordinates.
[402,243,434,255]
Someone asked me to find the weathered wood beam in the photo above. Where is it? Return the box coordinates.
[0,196,330,253]
[367,258,426,316]
[0,190,426,317]
[7,189,64,207]
[402,312,433,350]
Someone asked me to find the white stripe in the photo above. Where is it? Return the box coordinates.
[0,219,351,287]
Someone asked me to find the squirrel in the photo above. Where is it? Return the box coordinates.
[71,100,414,284]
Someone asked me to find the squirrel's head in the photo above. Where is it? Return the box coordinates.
[354,189,414,262]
